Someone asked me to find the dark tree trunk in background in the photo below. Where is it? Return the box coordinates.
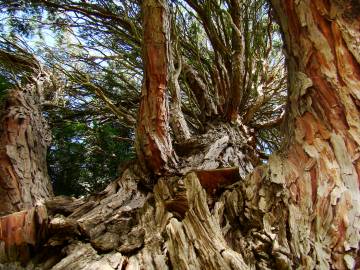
[1,0,360,269]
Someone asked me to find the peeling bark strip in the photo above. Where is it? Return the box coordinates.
[0,80,53,216]
[195,167,240,194]
[136,0,176,174]
[0,206,48,264]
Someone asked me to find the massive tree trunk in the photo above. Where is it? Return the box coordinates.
[225,0,360,268]
[267,1,360,268]
[0,48,54,263]
[2,0,360,269]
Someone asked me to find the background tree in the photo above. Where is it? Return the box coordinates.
[48,117,134,196]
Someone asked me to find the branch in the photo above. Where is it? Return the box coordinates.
[251,111,285,129]
[243,84,265,124]
[184,0,229,56]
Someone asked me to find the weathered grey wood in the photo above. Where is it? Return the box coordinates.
[11,156,248,269]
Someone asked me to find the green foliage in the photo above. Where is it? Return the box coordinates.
[47,119,134,196]
[0,74,11,105]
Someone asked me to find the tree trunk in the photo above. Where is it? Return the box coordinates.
[226,0,246,122]
[0,71,54,264]
[261,1,360,268]
[135,0,176,175]
[2,0,360,269]
[168,57,191,142]
[0,77,53,215]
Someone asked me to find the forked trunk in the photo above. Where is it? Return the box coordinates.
[2,0,360,269]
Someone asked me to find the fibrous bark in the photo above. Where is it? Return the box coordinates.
[2,1,360,269]
[0,118,260,268]
[3,162,251,270]
[135,0,176,175]
[231,0,360,268]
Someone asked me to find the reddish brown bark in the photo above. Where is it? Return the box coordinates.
[195,167,240,194]
[254,1,360,268]
[135,0,176,174]
[0,206,48,264]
